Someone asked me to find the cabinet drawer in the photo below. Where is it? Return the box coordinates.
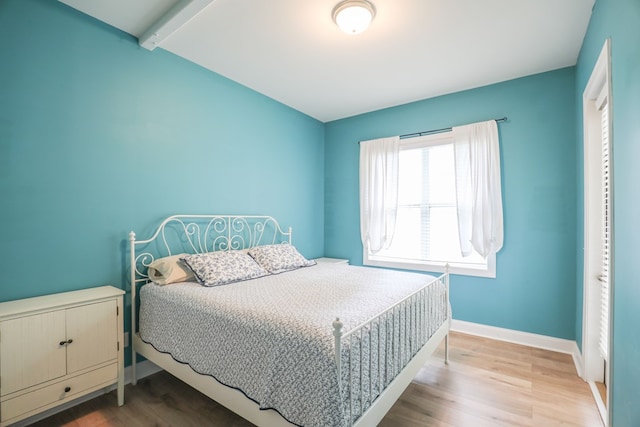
[1,363,117,423]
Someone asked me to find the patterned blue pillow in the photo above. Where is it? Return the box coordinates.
[247,244,316,274]
[181,251,268,287]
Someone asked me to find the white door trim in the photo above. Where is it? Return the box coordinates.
[581,38,612,427]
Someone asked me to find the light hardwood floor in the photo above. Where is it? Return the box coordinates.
[29,332,602,427]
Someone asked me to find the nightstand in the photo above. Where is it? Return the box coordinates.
[314,257,349,265]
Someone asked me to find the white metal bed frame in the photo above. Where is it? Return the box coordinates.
[129,214,449,427]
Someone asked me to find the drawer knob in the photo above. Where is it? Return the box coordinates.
[64,386,71,393]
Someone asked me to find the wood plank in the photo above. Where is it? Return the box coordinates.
[29,332,602,427]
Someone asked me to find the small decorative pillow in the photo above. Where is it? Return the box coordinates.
[181,251,268,287]
[247,244,316,274]
[147,254,196,285]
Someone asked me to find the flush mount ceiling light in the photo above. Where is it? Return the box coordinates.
[332,0,376,35]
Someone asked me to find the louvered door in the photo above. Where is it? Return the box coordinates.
[597,93,611,361]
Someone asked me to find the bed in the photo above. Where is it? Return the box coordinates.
[129,215,450,427]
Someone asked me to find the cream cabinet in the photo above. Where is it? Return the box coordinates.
[0,286,124,426]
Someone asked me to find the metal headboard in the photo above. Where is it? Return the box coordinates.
[128,215,292,379]
[129,215,292,285]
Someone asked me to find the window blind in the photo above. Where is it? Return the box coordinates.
[598,99,610,360]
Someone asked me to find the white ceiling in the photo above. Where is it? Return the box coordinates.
[60,0,594,122]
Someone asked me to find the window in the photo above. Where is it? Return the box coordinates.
[364,133,496,277]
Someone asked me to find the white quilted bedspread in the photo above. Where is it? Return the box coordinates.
[139,263,447,427]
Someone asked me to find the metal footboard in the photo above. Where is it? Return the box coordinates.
[332,270,450,425]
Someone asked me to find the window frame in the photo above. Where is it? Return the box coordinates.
[362,132,497,278]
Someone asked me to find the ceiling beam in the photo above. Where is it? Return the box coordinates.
[138,0,216,51]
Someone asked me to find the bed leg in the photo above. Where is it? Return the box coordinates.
[444,333,450,365]
[444,264,450,365]
[132,352,137,386]
[129,231,138,387]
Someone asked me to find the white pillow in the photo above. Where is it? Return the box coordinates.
[147,254,196,285]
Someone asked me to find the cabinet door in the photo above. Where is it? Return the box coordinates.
[0,311,67,396]
[66,300,117,374]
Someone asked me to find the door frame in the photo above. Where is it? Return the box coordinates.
[581,38,612,426]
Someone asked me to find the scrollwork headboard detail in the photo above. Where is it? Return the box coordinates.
[129,215,292,285]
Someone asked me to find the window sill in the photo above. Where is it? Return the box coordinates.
[364,255,496,278]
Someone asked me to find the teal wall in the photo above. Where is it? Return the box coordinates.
[325,68,578,340]
[0,0,325,361]
[575,0,640,425]
[4,2,638,423]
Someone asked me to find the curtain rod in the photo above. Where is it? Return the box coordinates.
[399,116,508,140]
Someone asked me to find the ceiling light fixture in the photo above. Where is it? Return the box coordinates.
[332,0,376,35]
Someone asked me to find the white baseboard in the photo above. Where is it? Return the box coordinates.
[10,360,162,427]
[572,343,584,378]
[451,319,583,376]
[588,380,608,424]
[133,358,163,380]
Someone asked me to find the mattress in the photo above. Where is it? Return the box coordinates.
[139,263,447,427]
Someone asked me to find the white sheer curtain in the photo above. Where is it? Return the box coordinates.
[453,120,504,258]
[359,136,400,254]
